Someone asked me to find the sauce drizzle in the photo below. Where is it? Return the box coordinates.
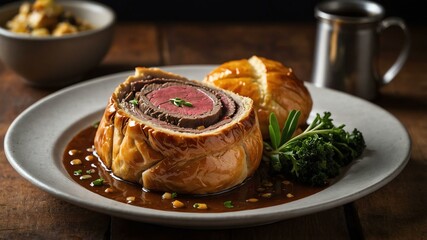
[63,125,326,212]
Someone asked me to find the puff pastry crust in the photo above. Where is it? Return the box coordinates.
[94,67,263,194]
[204,56,313,139]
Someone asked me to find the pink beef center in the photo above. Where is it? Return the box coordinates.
[147,86,214,115]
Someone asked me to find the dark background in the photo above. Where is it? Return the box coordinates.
[0,0,425,25]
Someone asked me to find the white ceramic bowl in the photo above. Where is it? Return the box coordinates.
[0,0,115,87]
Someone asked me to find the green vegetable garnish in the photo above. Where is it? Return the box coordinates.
[169,98,193,107]
[73,169,82,176]
[91,178,104,186]
[171,192,178,199]
[223,200,234,208]
[263,110,366,186]
[129,98,138,106]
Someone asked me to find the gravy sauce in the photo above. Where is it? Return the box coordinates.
[63,125,326,212]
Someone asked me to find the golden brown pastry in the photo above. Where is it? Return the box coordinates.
[94,67,263,195]
[204,55,313,139]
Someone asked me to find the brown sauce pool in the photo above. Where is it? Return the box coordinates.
[63,125,327,213]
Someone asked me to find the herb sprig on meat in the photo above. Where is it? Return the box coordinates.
[263,110,366,186]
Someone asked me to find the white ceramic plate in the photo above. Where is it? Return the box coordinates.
[4,65,411,229]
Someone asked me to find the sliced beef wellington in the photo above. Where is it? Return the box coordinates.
[204,55,313,139]
[94,67,263,194]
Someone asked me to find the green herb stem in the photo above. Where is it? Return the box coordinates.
[170,98,193,107]
[276,129,338,152]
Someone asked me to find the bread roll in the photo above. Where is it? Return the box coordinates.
[204,55,312,139]
[94,67,263,194]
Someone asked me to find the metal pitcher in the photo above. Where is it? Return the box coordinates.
[311,0,411,100]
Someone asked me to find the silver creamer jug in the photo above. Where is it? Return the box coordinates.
[311,0,410,100]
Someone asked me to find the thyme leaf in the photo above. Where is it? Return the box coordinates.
[170,98,193,107]
[129,98,138,106]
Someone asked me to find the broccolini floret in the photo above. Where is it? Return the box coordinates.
[263,110,366,186]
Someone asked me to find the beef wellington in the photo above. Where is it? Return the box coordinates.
[94,67,263,194]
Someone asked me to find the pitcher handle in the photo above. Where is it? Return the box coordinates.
[378,17,411,85]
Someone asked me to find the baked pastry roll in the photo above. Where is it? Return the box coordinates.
[204,56,313,139]
[94,67,263,194]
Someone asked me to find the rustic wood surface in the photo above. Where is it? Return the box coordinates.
[0,22,425,240]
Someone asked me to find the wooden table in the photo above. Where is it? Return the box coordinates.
[1,22,426,239]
